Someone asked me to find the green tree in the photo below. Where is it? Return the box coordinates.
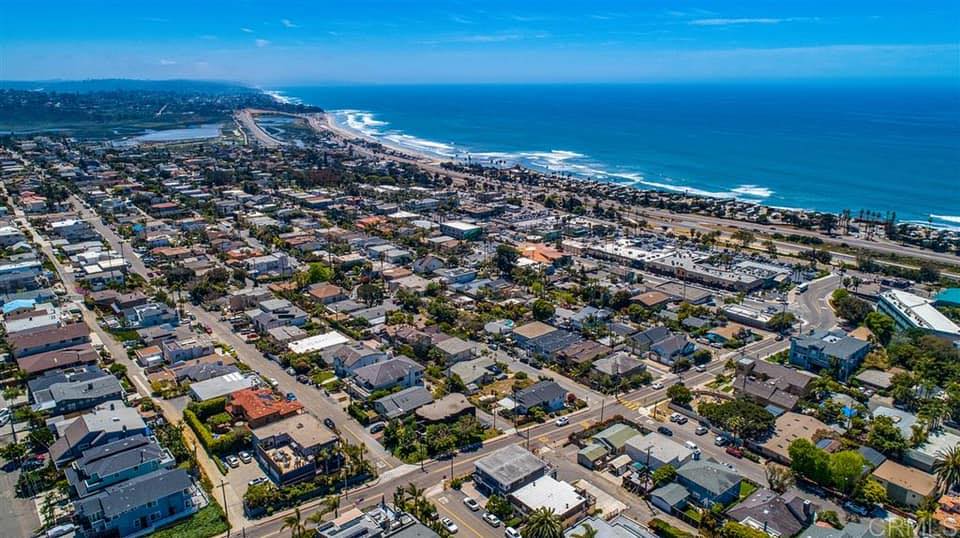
[731,230,755,250]
[720,521,769,538]
[524,507,564,538]
[357,283,384,307]
[485,495,514,520]
[651,465,677,487]
[767,312,797,334]
[933,444,960,494]
[829,450,866,495]
[856,477,887,505]
[0,442,28,464]
[495,244,519,275]
[788,439,831,486]
[765,463,794,494]
[532,299,556,321]
[867,415,908,457]
[864,311,895,344]
[667,384,693,406]
[281,507,306,538]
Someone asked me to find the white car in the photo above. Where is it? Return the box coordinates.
[248,476,269,487]
[440,518,458,533]
[238,451,253,464]
[555,416,569,427]
[483,512,502,528]
[225,455,240,468]
[463,497,481,511]
[652,382,664,390]
[505,527,522,538]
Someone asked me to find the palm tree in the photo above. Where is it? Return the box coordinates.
[933,445,960,494]
[572,523,598,538]
[308,495,341,527]
[281,507,307,538]
[524,507,564,538]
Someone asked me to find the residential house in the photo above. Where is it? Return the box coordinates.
[434,336,477,364]
[121,303,178,329]
[624,433,696,471]
[16,343,99,376]
[73,468,201,538]
[676,459,743,508]
[755,413,830,464]
[188,372,257,402]
[592,424,643,456]
[415,393,476,425]
[161,336,214,363]
[373,386,434,420]
[332,342,388,377]
[251,414,340,485]
[8,322,91,358]
[350,357,424,397]
[29,366,124,415]
[871,460,937,509]
[727,489,817,538]
[49,402,149,467]
[65,435,175,498]
[513,380,567,415]
[564,515,659,538]
[448,356,497,391]
[226,388,304,428]
[733,358,816,412]
[308,283,348,305]
[649,483,692,515]
[790,329,871,381]
[592,352,647,381]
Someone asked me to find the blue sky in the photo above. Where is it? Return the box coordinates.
[2,1,958,84]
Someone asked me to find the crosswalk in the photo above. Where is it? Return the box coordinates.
[620,399,643,411]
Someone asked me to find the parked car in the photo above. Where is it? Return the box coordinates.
[555,416,569,427]
[285,392,297,401]
[505,527,522,538]
[843,501,871,517]
[296,375,309,384]
[695,426,709,435]
[324,418,336,430]
[225,455,240,468]
[440,518,458,534]
[248,476,269,487]
[238,451,253,464]
[482,513,502,528]
[657,426,673,436]
[675,415,688,425]
[268,377,280,389]
[669,413,681,422]
[725,446,743,458]
[286,367,296,376]
[714,435,728,447]
[463,497,481,511]
[369,422,386,434]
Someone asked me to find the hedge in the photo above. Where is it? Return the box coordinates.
[648,518,694,538]
[188,397,227,421]
[184,409,248,456]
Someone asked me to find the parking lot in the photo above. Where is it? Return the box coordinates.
[221,451,269,501]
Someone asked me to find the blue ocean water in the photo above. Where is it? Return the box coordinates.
[277,83,960,225]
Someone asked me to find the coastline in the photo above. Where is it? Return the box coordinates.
[263,88,960,234]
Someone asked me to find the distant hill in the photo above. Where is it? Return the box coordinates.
[0,79,256,94]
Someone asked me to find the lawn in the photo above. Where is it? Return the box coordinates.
[738,481,759,501]
[149,505,229,538]
[111,329,141,342]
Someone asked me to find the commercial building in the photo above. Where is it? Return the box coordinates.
[439,221,482,240]
[510,475,588,525]
[474,444,550,496]
[878,289,960,340]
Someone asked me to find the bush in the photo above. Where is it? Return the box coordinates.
[648,518,694,538]
[818,510,842,528]
[150,504,229,538]
[188,397,227,421]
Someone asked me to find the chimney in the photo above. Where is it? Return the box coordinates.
[803,500,812,518]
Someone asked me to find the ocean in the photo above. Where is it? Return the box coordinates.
[275,83,960,226]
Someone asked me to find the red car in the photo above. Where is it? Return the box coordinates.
[725,446,743,458]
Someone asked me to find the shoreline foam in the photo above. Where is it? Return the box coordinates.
[325,108,779,204]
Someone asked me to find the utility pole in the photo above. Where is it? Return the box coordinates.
[220,479,229,532]
[599,398,605,423]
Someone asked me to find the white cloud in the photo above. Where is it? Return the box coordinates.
[690,17,816,26]
[159,59,177,65]
[240,27,254,33]
[281,18,298,28]
[255,39,271,48]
